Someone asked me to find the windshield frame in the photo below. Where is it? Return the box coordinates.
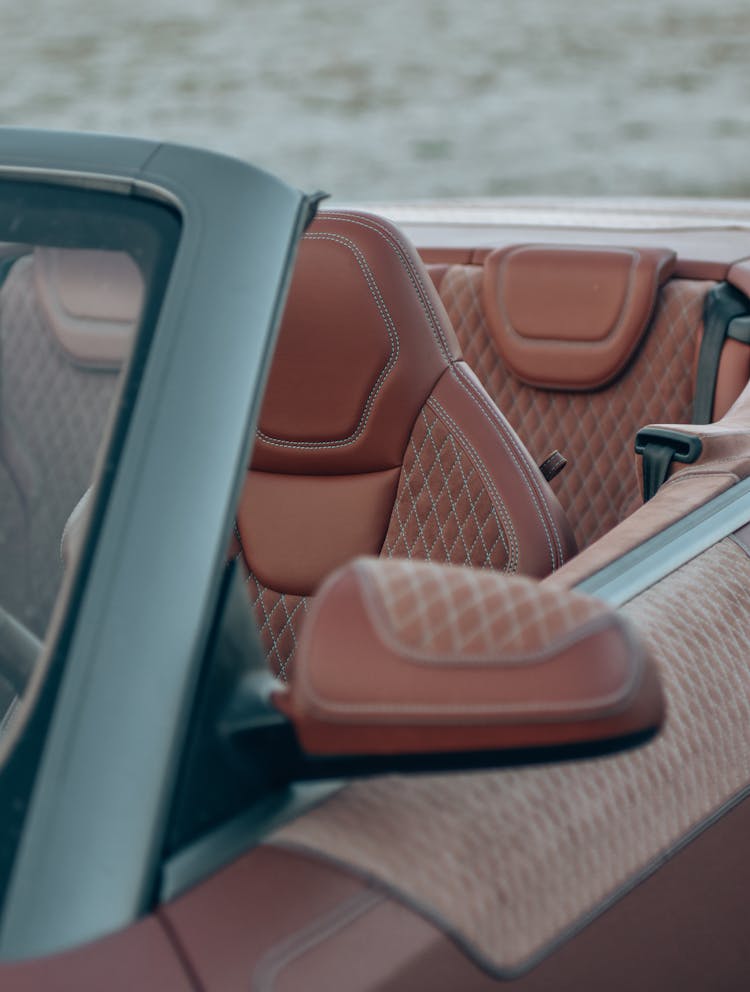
[0,129,310,961]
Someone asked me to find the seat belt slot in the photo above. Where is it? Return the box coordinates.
[635,428,702,501]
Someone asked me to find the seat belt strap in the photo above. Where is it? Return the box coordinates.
[693,283,750,424]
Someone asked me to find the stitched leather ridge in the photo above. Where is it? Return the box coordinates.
[451,363,567,570]
[321,211,459,361]
[355,558,605,661]
[256,231,400,451]
[381,395,515,572]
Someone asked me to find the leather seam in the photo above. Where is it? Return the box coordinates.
[322,211,455,360]
[256,231,400,451]
[451,364,563,569]
[352,561,621,667]
[246,571,308,681]
[421,398,517,570]
[297,565,642,720]
[383,405,509,568]
[250,890,383,992]
[661,467,741,489]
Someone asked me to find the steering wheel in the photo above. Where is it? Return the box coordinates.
[0,603,41,697]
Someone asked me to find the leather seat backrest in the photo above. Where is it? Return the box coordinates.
[235,212,577,677]
[430,246,722,549]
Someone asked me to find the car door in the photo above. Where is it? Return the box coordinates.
[0,129,313,983]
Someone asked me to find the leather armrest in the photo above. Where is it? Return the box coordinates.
[281,558,664,756]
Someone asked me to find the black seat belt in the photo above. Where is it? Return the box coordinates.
[692,282,750,424]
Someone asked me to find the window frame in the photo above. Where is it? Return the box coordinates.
[0,129,311,961]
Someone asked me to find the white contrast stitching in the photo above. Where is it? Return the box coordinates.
[322,211,454,359]
[246,571,309,680]
[451,364,564,568]
[384,403,511,569]
[298,563,641,718]
[427,395,519,571]
[256,231,400,451]
[251,890,383,992]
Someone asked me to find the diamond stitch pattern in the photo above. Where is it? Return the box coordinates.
[360,558,604,657]
[382,403,510,570]
[246,572,309,681]
[249,396,519,678]
[438,267,712,549]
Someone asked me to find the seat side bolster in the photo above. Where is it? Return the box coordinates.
[436,362,577,573]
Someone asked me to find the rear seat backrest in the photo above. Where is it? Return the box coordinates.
[432,247,717,548]
[0,248,141,634]
[237,212,576,678]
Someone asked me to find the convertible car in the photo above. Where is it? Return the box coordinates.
[0,128,748,989]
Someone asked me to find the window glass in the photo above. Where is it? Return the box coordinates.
[0,180,180,750]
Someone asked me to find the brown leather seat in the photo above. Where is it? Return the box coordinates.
[234,211,577,677]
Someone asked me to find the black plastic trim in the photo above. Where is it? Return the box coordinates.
[727,314,750,345]
[635,427,703,501]
[0,132,308,962]
[692,282,750,424]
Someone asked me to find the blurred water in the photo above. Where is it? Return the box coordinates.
[1,0,749,200]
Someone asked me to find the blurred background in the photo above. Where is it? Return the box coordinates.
[1,0,748,200]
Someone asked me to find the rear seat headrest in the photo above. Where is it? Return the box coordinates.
[482,245,676,390]
[33,247,144,369]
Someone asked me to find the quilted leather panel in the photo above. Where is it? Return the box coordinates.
[273,539,750,972]
[439,267,712,548]
[360,557,603,658]
[246,572,309,680]
[382,402,510,570]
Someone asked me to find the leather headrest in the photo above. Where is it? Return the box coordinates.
[34,248,144,369]
[482,245,676,390]
[253,211,461,475]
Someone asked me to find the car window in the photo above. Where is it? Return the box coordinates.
[0,245,143,641]
[0,176,180,821]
